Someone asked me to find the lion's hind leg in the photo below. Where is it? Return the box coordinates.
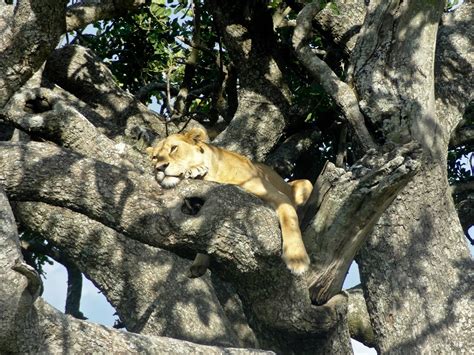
[288,179,312,207]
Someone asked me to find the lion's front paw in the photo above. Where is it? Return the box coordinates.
[282,242,310,274]
[184,165,209,179]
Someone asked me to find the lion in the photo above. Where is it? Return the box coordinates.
[146,128,312,275]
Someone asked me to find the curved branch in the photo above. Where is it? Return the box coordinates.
[0,141,344,340]
[347,286,376,348]
[24,298,272,353]
[14,201,245,346]
[292,1,376,153]
[2,86,150,173]
[43,45,187,142]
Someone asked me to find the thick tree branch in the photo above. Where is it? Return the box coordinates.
[347,286,376,348]
[314,0,366,55]
[0,141,345,344]
[2,86,150,173]
[207,0,293,161]
[0,187,40,352]
[292,1,376,153]
[435,3,474,135]
[14,201,248,347]
[2,171,260,352]
[352,1,445,157]
[24,298,272,354]
[302,143,421,304]
[308,1,473,144]
[0,0,66,108]
[66,0,147,32]
[43,45,203,144]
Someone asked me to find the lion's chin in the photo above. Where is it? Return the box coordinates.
[155,171,182,189]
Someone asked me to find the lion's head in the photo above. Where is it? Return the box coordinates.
[146,128,210,188]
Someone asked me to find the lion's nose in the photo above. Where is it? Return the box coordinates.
[156,163,169,172]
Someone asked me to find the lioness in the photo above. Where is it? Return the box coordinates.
[146,128,312,275]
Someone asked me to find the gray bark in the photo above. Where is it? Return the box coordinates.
[1,1,472,353]
[352,1,474,353]
[14,201,250,347]
[0,188,268,354]
[292,1,376,153]
[0,141,352,353]
[358,163,473,353]
[66,0,147,32]
[0,0,66,108]
[346,286,375,348]
[207,0,292,161]
[43,45,169,143]
[3,83,151,173]
[302,143,421,305]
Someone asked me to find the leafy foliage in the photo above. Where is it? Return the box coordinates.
[19,231,53,277]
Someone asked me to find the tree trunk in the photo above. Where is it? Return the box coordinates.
[358,163,473,353]
[351,0,474,352]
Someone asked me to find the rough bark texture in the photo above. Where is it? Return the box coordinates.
[346,286,375,348]
[43,45,169,143]
[0,188,32,353]
[358,164,473,353]
[207,0,292,161]
[0,0,66,108]
[314,0,366,55]
[352,1,474,353]
[0,141,351,353]
[302,143,420,305]
[1,1,472,353]
[1,188,270,354]
[66,0,147,32]
[352,0,444,155]
[14,201,253,348]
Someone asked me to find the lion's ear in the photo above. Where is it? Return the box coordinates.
[184,127,209,144]
[146,146,154,157]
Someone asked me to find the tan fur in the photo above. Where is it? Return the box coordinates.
[146,128,312,275]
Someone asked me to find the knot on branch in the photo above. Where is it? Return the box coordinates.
[181,196,205,215]
[24,96,52,114]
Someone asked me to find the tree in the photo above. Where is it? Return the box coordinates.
[0,0,472,353]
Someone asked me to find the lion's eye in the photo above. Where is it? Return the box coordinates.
[170,145,178,154]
